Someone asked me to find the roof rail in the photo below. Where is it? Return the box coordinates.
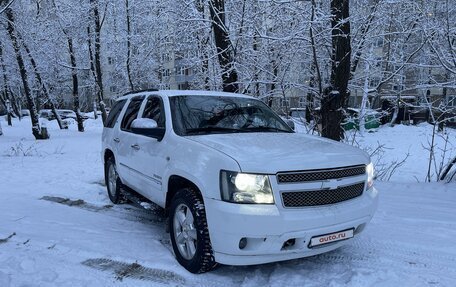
[122,88,159,96]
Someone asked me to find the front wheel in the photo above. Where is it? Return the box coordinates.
[169,188,216,273]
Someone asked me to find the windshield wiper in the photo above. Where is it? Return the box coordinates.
[185,126,241,135]
[240,126,293,133]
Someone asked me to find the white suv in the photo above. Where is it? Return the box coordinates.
[101,90,378,273]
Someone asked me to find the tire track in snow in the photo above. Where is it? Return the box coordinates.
[354,238,456,269]
[82,258,234,287]
[43,195,455,283]
[82,258,185,284]
[312,238,456,272]
[40,195,174,250]
[40,196,165,225]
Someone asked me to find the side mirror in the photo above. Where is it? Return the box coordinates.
[132,118,158,129]
[131,118,165,141]
[285,119,295,131]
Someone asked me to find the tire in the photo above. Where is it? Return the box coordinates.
[169,188,217,273]
[104,156,126,204]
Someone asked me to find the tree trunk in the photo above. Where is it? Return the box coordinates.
[308,0,321,123]
[269,57,279,108]
[389,99,399,126]
[252,31,260,98]
[309,0,322,97]
[93,100,98,119]
[67,37,84,132]
[6,99,12,126]
[209,0,239,93]
[359,44,374,134]
[5,7,48,140]
[389,48,405,127]
[87,26,98,120]
[9,90,20,117]
[125,0,134,91]
[321,0,351,141]
[195,0,211,90]
[0,43,14,125]
[89,0,108,123]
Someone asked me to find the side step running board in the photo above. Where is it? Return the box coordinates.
[119,185,164,214]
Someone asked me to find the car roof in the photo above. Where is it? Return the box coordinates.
[115,90,255,101]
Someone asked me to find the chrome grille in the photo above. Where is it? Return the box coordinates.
[277,165,366,184]
[281,182,365,207]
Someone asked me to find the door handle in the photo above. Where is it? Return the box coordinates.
[131,144,140,150]
[113,138,120,143]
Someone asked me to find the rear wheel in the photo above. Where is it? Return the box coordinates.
[104,157,125,204]
[169,188,216,273]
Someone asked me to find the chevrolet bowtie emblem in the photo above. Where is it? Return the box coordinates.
[322,179,342,190]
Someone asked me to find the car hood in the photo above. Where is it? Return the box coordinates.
[186,133,370,174]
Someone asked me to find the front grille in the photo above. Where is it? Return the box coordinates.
[281,182,365,207]
[277,165,366,184]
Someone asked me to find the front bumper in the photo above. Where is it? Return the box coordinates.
[204,186,378,265]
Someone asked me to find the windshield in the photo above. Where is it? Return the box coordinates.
[170,95,294,136]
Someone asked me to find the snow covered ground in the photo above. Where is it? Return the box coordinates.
[0,117,455,286]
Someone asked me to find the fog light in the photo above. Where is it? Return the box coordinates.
[239,237,248,249]
[281,238,296,250]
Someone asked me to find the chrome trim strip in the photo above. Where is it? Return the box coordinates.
[119,162,162,185]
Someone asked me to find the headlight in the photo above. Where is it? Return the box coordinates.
[220,171,274,204]
[366,162,375,189]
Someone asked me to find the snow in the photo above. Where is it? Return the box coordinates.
[0,117,455,286]
[351,124,455,181]
[295,121,456,182]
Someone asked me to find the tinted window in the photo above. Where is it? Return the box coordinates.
[170,96,293,136]
[142,97,165,128]
[104,99,127,128]
[121,97,144,131]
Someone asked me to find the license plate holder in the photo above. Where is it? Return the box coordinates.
[309,228,354,248]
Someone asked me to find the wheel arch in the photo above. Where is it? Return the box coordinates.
[104,149,115,164]
[165,175,203,216]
